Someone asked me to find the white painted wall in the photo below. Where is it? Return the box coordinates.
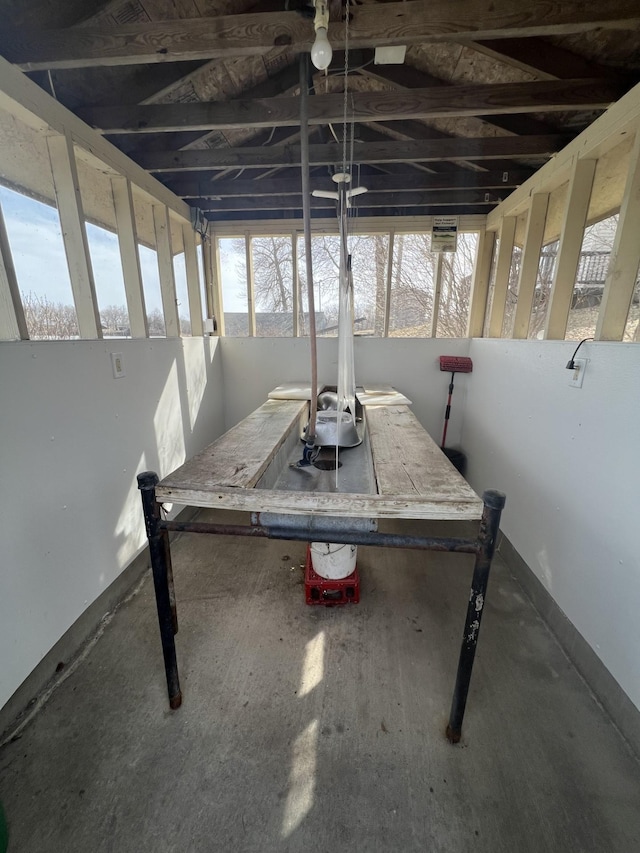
[220,337,472,445]
[463,339,640,710]
[0,337,224,711]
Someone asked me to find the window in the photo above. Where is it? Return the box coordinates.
[219,237,248,336]
[0,185,79,339]
[437,232,478,338]
[388,233,436,337]
[172,250,192,336]
[566,215,618,341]
[252,236,294,337]
[501,244,522,338]
[297,235,340,336]
[528,240,559,339]
[350,234,390,337]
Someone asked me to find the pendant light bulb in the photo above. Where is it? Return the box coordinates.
[311,26,332,70]
[310,1,332,71]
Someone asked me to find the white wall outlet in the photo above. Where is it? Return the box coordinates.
[568,357,587,388]
[111,352,125,379]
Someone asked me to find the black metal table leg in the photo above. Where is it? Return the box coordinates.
[446,489,505,743]
[138,471,182,710]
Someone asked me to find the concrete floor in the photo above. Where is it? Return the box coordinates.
[1,511,639,853]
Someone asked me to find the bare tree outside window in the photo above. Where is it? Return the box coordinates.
[389,233,436,336]
[22,292,79,339]
[528,240,558,339]
[437,232,479,338]
[252,236,294,336]
[501,245,522,338]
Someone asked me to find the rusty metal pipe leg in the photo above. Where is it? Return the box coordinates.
[138,471,182,710]
[446,489,505,744]
[162,529,178,635]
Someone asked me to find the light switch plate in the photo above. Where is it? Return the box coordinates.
[111,352,125,379]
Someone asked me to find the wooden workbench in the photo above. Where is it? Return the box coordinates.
[157,398,483,521]
[139,393,504,743]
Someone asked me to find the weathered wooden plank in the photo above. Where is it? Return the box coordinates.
[366,405,480,505]
[361,60,556,138]
[81,80,621,133]
[168,169,533,199]
[140,135,567,172]
[5,1,640,70]
[155,484,483,520]
[161,399,308,491]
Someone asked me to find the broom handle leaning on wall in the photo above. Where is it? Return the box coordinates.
[441,372,456,449]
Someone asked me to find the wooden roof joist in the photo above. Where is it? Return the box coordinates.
[4,0,640,70]
[169,170,534,199]
[80,81,623,134]
[209,205,497,222]
[140,135,566,172]
[195,189,507,212]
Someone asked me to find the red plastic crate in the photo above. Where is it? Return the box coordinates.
[304,545,360,606]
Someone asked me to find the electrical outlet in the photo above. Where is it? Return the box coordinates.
[568,357,587,388]
[111,352,125,379]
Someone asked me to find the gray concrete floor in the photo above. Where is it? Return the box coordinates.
[1,511,640,853]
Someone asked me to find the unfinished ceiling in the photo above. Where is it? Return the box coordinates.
[1,0,640,222]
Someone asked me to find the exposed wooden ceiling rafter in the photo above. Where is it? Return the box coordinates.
[194,188,509,211]
[211,205,498,222]
[4,0,640,70]
[359,62,560,138]
[80,79,623,134]
[166,169,534,199]
[139,134,567,171]
[466,37,632,82]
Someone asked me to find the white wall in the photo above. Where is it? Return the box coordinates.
[220,337,472,445]
[0,337,224,710]
[463,339,640,710]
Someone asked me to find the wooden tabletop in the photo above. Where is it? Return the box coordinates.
[157,399,483,521]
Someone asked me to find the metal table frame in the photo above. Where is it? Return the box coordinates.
[138,472,505,744]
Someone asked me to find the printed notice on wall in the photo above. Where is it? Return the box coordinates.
[431,216,458,253]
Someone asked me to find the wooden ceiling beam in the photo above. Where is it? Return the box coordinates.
[5,0,640,70]
[194,188,509,211]
[80,79,623,133]
[360,62,559,137]
[210,204,497,222]
[139,134,566,171]
[167,169,533,198]
[466,38,632,82]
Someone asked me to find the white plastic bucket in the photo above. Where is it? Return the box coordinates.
[310,542,357,580]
